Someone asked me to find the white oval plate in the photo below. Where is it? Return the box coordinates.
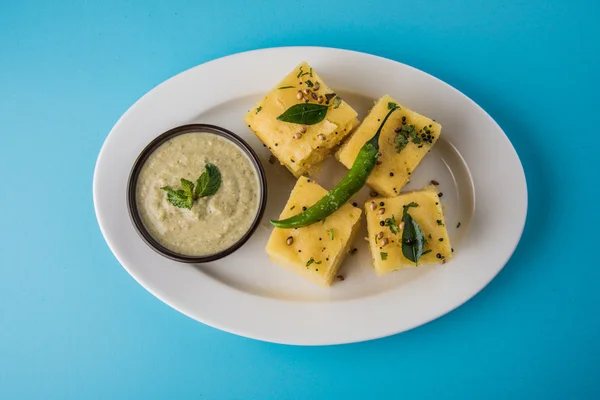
[94,47,527,345]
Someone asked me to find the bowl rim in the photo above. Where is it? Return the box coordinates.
[126,123,268,263]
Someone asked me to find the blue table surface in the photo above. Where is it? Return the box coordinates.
[1,0,599,398]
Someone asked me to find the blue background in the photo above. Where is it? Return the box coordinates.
[1,0,599,398]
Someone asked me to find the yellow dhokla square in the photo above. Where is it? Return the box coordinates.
[365,187,452,275]
[336,95,441,197]
[244,62,360,177]
[266,176,362,286]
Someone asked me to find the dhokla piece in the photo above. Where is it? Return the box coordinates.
[244,61,360,177]
[336,94,441,197]
[365,187,452,275]
[266,176,362,286]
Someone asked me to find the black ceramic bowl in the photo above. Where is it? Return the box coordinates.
[127,124,267,263]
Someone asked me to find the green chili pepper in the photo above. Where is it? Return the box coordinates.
[270,102,400,229]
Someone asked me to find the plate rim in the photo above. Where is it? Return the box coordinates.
[93,46,528,345]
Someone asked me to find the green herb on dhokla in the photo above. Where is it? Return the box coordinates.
[402,212,426,264]
[277,103,329,125]
[333,97,342,109]
[305,80,314,88]
[329,229,334,240]
[306,257,322,268]
[255,106,262,114]
[384,215,400,234]
[394,133,409,153]
[380,252,388,260]
[277,86,295,90]
[394,124,426,152]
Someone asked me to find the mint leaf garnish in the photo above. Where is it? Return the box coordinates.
[195,163,221,198]
[160,186,193,209]
[160,164,221,209]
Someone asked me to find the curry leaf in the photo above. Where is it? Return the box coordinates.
[401,212,426,264]
[277,103,329,125]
